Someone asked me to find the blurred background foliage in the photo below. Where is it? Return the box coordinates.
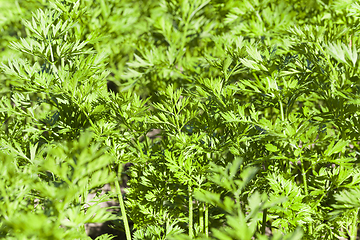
[3,0,355,99]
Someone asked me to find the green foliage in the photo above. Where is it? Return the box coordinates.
[1,0,360,239]
[0,131,116,239]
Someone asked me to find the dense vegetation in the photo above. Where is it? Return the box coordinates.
[1,0,360,239]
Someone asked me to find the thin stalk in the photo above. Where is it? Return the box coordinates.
[279,100,284,122]
[205,203,209,237]
[189,184,193,238]
[199,202,204,233]
[115,165,131,240]
[165,214,169,235]
[300,160,312,235]
[261,208,267,234]
[350,208,359,240]
[301,162,308,198]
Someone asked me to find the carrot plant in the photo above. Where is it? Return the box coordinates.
[1,0,360,239]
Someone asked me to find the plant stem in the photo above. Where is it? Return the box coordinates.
[205,203,209,237]
[301,161,308,197]
[279,100,284,122]
[199,202,204,233]
[115,165,131,240]
[301,160,312,235]
[261,208,267,234]
[350,208,359,240]
[236,195,242,217]
[189,184,193,238]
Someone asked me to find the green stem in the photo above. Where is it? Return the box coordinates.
[279,100,284,122]
[199,202,204,233]
[301,161,308,197]
[205,203,209,237]
[189,184,193,238]
[350,208,359,240]
[261,208,267,234]
[301,160,312,235]
[115,165,131,240]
